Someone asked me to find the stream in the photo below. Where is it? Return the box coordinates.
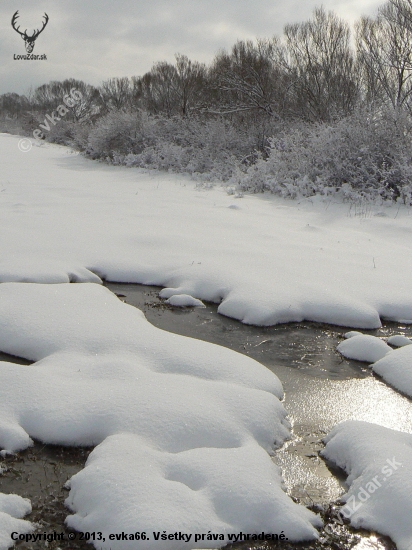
[3,281,412,549]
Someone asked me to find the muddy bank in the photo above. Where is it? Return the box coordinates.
[0,442,92,549]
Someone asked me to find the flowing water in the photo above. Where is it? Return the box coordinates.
[3,282,412,549]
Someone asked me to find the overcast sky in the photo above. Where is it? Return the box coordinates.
[0,0,382,96]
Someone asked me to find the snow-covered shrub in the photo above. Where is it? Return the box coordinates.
[236,109,412,201]
[87,112,252,182]
[87,110,157,159]
[45,120,77,145]
[71,122,92,151]
[140,116,251,180]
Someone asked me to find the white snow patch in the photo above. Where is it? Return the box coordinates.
[344,331,363,339]
[337,334,392,363]
[1,134,412,328]
[0,282,320,544]
[165,294,205,307]
[66,434,321,549]
[0,494,33,550]
[322,421,412,550]
[372,344,412,397]
[387,335,412,347]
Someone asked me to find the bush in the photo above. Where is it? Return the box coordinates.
[236,109,412,202]
[87,111,253,181]
[87,110,157,158]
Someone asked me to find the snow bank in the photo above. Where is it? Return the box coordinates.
[66,434,321,549]
[0,283,286,452]
[337,333,412,397]
[322,421,412,550]
[1,134,412,328]
[337,334,392,363]
[0,494,33,550]
[387,335,412,347]
[165,294,205,307]
[372,344,412,397]
[0,282,320,544]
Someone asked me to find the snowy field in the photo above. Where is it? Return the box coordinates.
[1,133,412,549]
[1,133,412,328]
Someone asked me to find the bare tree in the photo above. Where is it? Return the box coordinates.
[32,79,100,122]
[99,77,133,112]
[134,55,206,117]
[210,38,289,118]
[136,62,178,117]
[356,0,412,112]
[284,7,358,121]
[174,54,207,116]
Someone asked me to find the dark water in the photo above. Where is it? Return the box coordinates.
[0,350,31,365]
[105,284,412,504]
[3,281,412,549]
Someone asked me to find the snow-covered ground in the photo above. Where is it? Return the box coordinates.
[322,421,412,550]
[337,333,392,363]
[373,345,412,398]
[1,133,412,328]
[2,133,412,548]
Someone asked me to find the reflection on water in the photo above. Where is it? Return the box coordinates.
[107,282,372,380]
[106,283,412,502]
[105,282,409,548]
[275,370,412,506]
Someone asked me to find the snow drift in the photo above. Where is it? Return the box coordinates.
[0,282,321,546]
[322,421,412,550]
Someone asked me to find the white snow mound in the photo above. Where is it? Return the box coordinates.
[337,334,392,363]
[387,335,412,347]
[372,344,412,397]
[66,434,321,549]
[344,331,362,339]
[0,494,33,550]
[165,294,205,307]
[0,283,286,452]
[0,282,320,545]
[322,421,412,550]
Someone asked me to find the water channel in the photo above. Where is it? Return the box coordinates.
[2,281,412,549]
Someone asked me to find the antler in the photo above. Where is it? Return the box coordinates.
[31,13,49,40]
[11,11,49,39]
[11,11,25,37]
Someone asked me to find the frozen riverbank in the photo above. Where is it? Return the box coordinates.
[2,134,412,549]
[3,282,411,548]
[2,133,412,328]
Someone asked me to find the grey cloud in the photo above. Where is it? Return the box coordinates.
[1,0,382,95]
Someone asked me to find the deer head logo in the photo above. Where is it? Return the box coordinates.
[11,11,49,53]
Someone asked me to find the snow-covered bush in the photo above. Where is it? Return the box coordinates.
[236,109,412,202]
[87,110,157,159]
[45,120,77,145]
[0,117,28,137]
[87,112,252,181]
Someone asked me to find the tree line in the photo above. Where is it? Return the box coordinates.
[2,0,412,200]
